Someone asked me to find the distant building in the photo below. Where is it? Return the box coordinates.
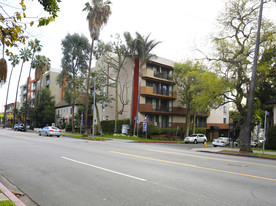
[266,99,276,126]
[95,55,231,139]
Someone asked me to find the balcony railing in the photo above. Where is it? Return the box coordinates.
[195,122,207,128]
[154,72,172,81]
[139,103,172,114]
[153,105,172,112]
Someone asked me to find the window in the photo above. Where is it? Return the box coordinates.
[223,106,227,115]
[223,118,227,124]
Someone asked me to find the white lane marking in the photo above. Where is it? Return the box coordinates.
[61,156,147,182]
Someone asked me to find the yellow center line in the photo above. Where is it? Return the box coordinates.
[110,151,276,182]
[148,149,276,168]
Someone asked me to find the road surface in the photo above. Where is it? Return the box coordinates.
[0,129,276,206]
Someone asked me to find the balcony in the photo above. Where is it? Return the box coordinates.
[139,103,172,114]
[142,69,173,84]
[140,86,177,100]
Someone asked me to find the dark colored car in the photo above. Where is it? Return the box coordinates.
[14,123,25,131]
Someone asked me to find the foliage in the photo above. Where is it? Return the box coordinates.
[0,200,16,206]
[83,0,112,41]
[57,33,90,132]
[266,126,276,150]
[208,0,276,144]
[174,60,226,136]
[33,88,55,127]
[0,0,61,55]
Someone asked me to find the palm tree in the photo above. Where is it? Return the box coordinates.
[3,55,19,127]
[124,32,160,135]
[83,0,111,135]
[31,55,51,107]
[24,39,42,129]
[13,48,32,127]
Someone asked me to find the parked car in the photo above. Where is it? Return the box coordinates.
[39,126,61,137]
[184,134,207,144]
[212,137,238,147]
[14,123,25,131]
[250,139,263,148]
[13,124,19,131]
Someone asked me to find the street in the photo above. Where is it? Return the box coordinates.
[1,128,276,206]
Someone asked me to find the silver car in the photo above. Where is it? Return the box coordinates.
[184,134,207,144]
[39,126,61,137]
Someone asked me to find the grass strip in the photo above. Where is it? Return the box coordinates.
[0,200,16,206]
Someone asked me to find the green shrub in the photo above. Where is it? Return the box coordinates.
[266,126,276,150]
[101,119,130,134]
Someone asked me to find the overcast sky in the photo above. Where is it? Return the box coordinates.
[1,0,276,112]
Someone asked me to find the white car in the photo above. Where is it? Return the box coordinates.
[184,134,207,144]
[212,137,238,147]
[39,126,61,137]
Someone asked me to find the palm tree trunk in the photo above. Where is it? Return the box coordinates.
[38,76,43,105]
[14,61,25,127]
[3,66,14,128]
[24,53,35,130]
[84,39,94,136]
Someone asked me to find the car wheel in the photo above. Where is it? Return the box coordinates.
[203,140,206,144]
[57,136,60,138]
[213,145,217,147]
[194,139,198,144]
[46,132,48,136]
[39,132,41,136]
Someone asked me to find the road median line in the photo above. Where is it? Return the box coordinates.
[110,151,276,182]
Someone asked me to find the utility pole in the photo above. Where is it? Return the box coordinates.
[242,0,264,152]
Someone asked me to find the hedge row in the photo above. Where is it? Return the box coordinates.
[266,126,276,150]
[101,119,130,134]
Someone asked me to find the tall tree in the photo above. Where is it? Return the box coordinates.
[14,48,32,126]
[24,39,42,129]
[57,33,90,133]
[207,0,276,152]
[33,88,55,127]
[124,32,160,135]
[95,35,130,133]
[31,55,51,107]
[3,54,19,127]
[83,0,111,135]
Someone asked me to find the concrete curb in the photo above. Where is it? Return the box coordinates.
[0,182,26,206]
[199,150,276,160]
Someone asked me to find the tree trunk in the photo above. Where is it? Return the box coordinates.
[114,73,119,133]
[38,76,43,105]
[192,113,196,134]
[14,61,25,127]
[84,39,94,136]
[185,108,191,137]
[95,104,102,135]
[71,102,75,133]
[3,66,14,128]
[239,122,253,152]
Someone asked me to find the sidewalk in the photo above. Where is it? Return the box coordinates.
[0,175,37,206]
[192,145,276,159]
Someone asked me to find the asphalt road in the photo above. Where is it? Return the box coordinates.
[1,128,276,206]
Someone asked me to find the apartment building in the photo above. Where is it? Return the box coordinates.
[96,55,231,139]
[20,70,62,107]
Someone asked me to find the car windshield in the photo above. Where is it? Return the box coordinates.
[190,134,197,137]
